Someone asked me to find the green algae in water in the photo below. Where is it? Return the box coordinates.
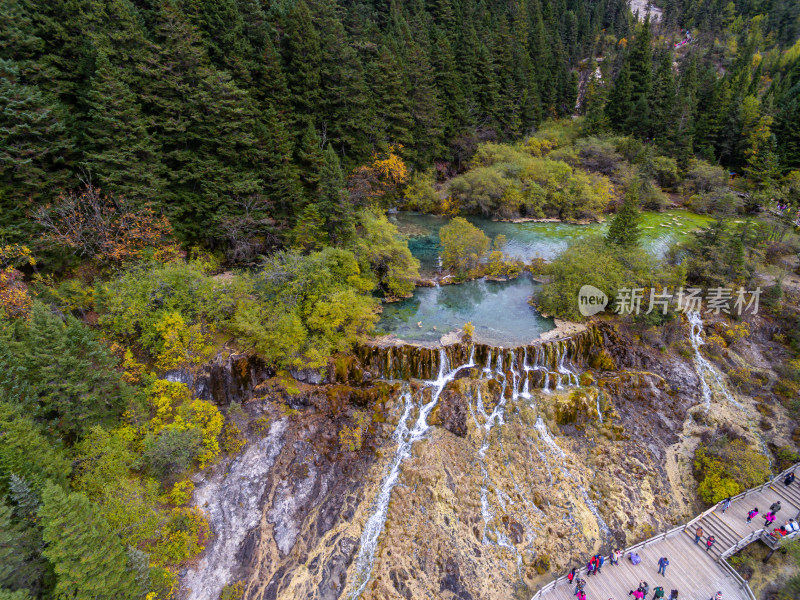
[376,275,555,346]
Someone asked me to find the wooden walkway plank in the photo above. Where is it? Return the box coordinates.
[531,464,800,600]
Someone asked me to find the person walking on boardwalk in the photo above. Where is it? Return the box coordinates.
[611,549,622,565]
[653,586,665,600]
[568,567,577,585]
[597,554,605,574]
[706,535,716,552]
[765,511,777,527]
[769,501,782,515]
[720,497,731,514]
[587,557,597,576]
[575,577,586,595]
[639,581,650,600]
[694,525,703,544]
[784,471,795,486]
[710,591,722,600]
[669,590,678,600]
[747,508,758,524]
[630,590,644,600]
[657,557,669,576]
[576,591,586,600]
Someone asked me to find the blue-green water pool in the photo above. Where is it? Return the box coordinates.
[379,210,712,343]
[390,210,713,274]
[376,274,554,346]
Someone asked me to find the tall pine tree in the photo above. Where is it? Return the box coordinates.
[606,185,642,249]
[81,52,165,203]
[39,483,140,600]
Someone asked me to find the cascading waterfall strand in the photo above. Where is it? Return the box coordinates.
[686,311,773,470]
[533,417,612,540]
[348,336,591,598]
[348,347,476,599]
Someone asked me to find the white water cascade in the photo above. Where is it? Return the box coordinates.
[348,347,476,599]
[687,311,743,412]
[348,340,600,597]
[533,417,612,539]
[686,311,773,469]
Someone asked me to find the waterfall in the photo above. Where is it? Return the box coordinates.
[687,311,743,411]
[595,394,603,424]
[346,331,599,597]
[471,352,530,572]
[534,417,611,540]
[348,348,476,599]
[352,330,596,388]
[520,348,532,399]
[686,311,773,470]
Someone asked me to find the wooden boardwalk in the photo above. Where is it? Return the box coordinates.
[532,464,800,600]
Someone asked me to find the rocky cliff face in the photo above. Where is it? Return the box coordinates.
[180,317,794,600]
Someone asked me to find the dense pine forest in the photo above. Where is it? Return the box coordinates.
[1,0,798,247]
[2,0,800,599]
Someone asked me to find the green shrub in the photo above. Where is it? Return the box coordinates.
[694,437,771,504]
[220,582,245,600]
[97,260,241,367]
[402,169,440,212]
[534,236,680,320]
[221,421,246,455]
[445,141,614,220]
[695,446,741,503]
[353,210,420,297]
[439,217,489,275]
[650,156,680,189]
[233,247,378,370]
[682,160,728,196]
[143,427,203,476]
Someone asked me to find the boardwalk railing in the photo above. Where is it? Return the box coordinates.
[530,462,800,600]
[718,554,757,600]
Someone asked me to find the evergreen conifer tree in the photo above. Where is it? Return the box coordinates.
[85,0,151,90]
[430,27,467,140]
[38,483,140,600]
[317,144,354,244]
[256,105,304,222]
[0,61,74,217]
[605,58,634,130]
[406,38,445,163]
[81,52,165,203]
[582,67,609,134]
[0,303,130,441]
[295,122,325,199]
[627,17,653,136]
[606,185,642,249]
[187,0,253,80]
[650,51,676,140]
[672,53,698,166]
[282,0,322,130]
[312,0,373,161]
[143,4,265,240]
[370,46,414,152]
